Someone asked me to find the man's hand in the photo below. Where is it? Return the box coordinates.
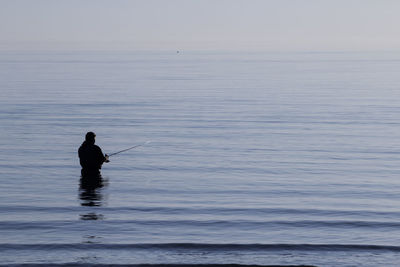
[105,154,110,163]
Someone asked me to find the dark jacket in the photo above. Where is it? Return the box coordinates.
[78,141,106,172]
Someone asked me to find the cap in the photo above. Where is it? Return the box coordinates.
[85,132,96,141]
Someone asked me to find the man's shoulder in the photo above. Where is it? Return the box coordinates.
[78,142,102,153]
[78,144,85,153]
[79,143,99,151]
[93,145,103,153]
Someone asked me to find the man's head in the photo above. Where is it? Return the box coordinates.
[85,132,96,144]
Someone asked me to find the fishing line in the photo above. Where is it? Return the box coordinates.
[107,141,151,157]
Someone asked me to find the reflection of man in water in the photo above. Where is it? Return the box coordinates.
[78,132,109,210]
[78,132,109,176]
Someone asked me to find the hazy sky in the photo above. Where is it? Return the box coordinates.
[1,0,400,51]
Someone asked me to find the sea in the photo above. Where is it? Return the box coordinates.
[1,50,400,266]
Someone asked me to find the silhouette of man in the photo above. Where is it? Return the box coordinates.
[78,132,109,176]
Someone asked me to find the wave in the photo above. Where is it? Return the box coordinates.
[1,219,400,230]
[2,264,317,267]
[3,205,400,218]
[1,243,400,252]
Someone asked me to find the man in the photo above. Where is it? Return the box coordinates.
[78,132,109,176]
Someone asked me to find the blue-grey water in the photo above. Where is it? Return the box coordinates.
[1,50,400,266]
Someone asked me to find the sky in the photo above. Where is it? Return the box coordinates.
[1,0,400,51]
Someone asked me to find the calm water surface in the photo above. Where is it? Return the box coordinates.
[1,51,400,266]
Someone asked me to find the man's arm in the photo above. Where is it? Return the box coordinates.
[95,146,109,167]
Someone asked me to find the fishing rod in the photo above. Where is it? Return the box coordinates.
[107,141,151,157]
